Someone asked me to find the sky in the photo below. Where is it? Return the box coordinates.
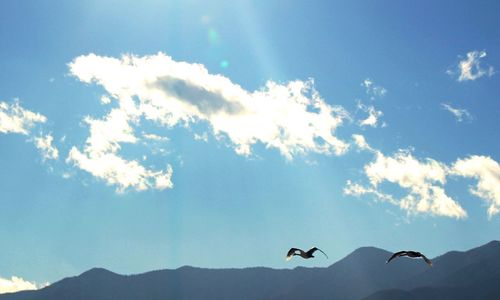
[0,0,499,292]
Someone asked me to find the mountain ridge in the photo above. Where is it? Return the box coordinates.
[1,240,499,300]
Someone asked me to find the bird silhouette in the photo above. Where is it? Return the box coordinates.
[386,250,433,266]
[286,247,328,261]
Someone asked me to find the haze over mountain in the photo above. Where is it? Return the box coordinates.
[1,240,499,300]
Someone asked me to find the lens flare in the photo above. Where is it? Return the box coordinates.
[208,28,219,44]
[220,60,229,69]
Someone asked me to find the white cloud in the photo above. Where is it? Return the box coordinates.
[361,78,387,99]
[364,150,466,219]
[100,95,112,104]
[66,108,173,192]
[357,101,383,127]
[344,180,397,204]
[451,156,500,219]
[346,138,500,219]
[362,78,373,89]
[63,54,335,192]
[0,100,46,135]
[142,133,169,142]
[0,276,47,294]
[34,134,59,160]
[68,53,349,162]
[441,103,472,122]
[449,50,495,81]
[194,132,209,142]
[345,139,468,219]
[65,53,349,192]
[67,148,173,192]
[352,134,374,152]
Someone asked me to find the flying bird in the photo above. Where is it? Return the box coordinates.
[286,247,328,261]
[386,251,433,266]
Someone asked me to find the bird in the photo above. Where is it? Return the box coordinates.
[286,247,328,261]
[386,250,433,266]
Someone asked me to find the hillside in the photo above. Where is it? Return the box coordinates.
[1,241,499,300]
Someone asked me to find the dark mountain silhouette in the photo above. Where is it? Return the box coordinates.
[363,240,500,300]
[1,241,499,300]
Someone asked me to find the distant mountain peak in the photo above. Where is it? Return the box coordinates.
[79,267,118,277]
[353,246,389,253]
[345,246,392,259]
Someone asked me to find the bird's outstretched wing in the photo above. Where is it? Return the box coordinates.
[307,247,328,258]
[286,248,300,261]
[420,254,433,267]
[386,251,407,264]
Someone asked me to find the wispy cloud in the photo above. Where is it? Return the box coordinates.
[441,103,472,122]
[194,132,209,142]
[357,101,384,128]
[447,50,495,81]
[351,134,375,152]
[142,133,169,142]
[0,100,46,135]
[451,155,500,219]
[0,276,47,294]
[361,78,387,99]
[344,180,397,204]
[34,134,59,160]
[1,100,59,162]
[67,53,350,191]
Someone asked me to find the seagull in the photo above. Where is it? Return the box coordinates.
[286,247,328,261]
[386,251,433,266]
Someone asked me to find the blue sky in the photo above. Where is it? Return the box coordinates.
[0,0,499,291]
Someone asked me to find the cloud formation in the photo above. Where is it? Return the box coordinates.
[34,134,59,160]
[0,100,46,135]
[344,180,397,204]
[441,103,472,122]
[67,53,349,191]
[451,156,500,219]
[357,101,383,128]
[361,78,387,99]
[448,50,495,81]
[365,150,466,219]
[0,276,44,294]
[69,53,349,159]
[0,100,59,162]
[345,136,500,219]
[352,134,375,152]
[66,109,173,192]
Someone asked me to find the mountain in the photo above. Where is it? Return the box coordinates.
[272,247,427,300]
[363,240,500,300]
[1,241,499,300]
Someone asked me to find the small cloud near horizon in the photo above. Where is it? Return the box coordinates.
[0,275,49,295]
